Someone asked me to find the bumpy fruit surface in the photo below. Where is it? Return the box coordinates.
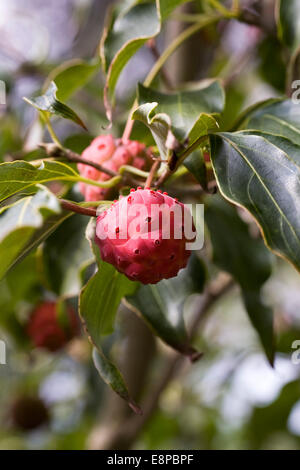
[27,301,79,352]
[78,135,151,201]
[11,395,49,431]
[95,188,195,284]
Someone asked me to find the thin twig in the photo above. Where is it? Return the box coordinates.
[144,160,159,189]
[60,199,97,217]
[39,143,142,188]
[39,143,117,177]
[155,134,209,188]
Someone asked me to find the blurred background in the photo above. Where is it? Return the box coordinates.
[0,0,300,450]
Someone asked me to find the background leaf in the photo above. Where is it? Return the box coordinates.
[43,215,93,297]
[44,59,100,102]
[278,0,300,52]
[126,255,206,359]
[205,196,274,364]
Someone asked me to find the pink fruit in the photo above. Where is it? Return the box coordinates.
[78,135,151,201]
[27,301,79,352]
[95,188,195,284]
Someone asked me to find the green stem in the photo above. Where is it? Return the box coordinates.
[155,134,209,187]
[77,175,122,189]
[208,0,232,17]
[43,113,63,148]
[119,165,149,179]
[78,200,112,208]
[232,0,240,13]
[143,15,222,88]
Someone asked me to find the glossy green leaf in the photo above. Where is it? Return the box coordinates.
[132,102,172,160]
[0,186,68,280]
[242,99,300,145]
[101,1,161,100]
[184,149,208,189]
[0,160,81,203]
[126,255,206,359]
[210,131,300,273]
[101,0,190,100]
[23,81,87,130]
[44,59,100,102]
[278,0,300,52]
[205,196,274,364]
[80,260,138,338]
[92,348,141,414]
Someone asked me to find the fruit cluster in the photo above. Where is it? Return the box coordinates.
[77,135,151,201]
[27,301,79,352]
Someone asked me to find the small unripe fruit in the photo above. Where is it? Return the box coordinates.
[27,301,79,352]
[77,135,151,201]
[95,188,195,284]
[10,395,49,431]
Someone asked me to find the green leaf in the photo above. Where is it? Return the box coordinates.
[101,1,161,100]
[184,149,208,189]
[205,196,274,364]
[0,186,69,280]
[0,160,81,203]
[101,0,189,101]
[126,255,206,359]
[278,0,300,52]
[23,81,87,130]
[133,81,223,159]
[132,102,172,160]
[210,131,300,274]
[44,59,100,102]
[92,348,141,414]
[43,215,93,297]
[80,261,138,338]
[138,80,224,140]
[241,99,300,145]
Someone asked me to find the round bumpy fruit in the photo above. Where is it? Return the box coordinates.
[27,301,79,352]
[95,188,196,284]
[78,135,151,201]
